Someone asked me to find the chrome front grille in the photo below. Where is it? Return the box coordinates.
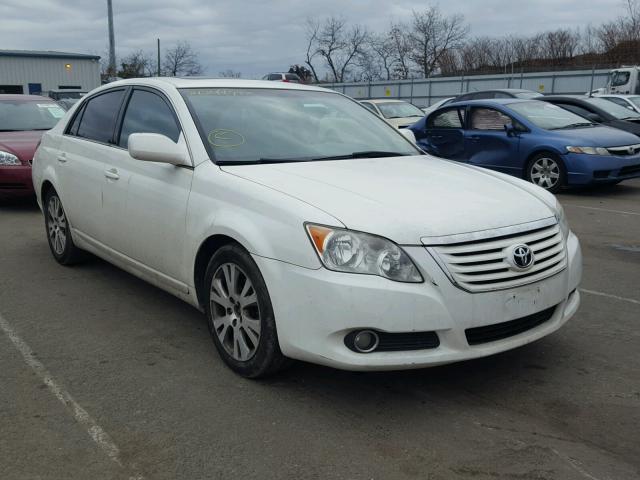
[427,222,567,292]
[606,144,640,156]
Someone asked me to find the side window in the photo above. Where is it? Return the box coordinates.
[559,104,598,120]
[76,90,125,143]
[493,92,511,98]
[361,102,377,114]
[67,103,85,136]
[118,90,181,148]
[269,74,281,80]
[472,92,492,100]
[429,108,465,128]
[470,108,512,130]
[606,97,631,109]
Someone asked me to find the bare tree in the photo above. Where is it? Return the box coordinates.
[304,19,322,83]
[409,6,469,77]
[388,23,413,79]
[370,33,395,80]
[163,41,203,77]
[219,69,241,78]
[541,29,580,62]
[316,16,369,82]
[118,50,154,78]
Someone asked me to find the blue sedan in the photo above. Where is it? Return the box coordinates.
[409,99,640,192]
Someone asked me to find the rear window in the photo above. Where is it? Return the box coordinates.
[76,90,125,143]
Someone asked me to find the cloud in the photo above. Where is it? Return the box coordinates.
[0,0,626,78]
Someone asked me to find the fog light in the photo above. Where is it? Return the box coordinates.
[353,330,379,353]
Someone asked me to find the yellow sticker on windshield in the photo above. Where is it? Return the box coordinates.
[208,129,245,148]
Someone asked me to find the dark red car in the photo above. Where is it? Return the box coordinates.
[0,95,65,199]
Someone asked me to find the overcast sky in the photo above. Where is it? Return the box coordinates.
[0,0,627,78]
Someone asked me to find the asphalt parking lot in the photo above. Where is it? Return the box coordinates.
[1,180,639,480]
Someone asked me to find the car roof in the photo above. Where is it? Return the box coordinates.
[94,77,327,93]
[460,88,537,94]
[539,95,588,101]
[447,98,536,106]
[365,99,409,104]
[0,94,56,102]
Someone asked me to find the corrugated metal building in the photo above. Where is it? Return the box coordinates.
[0,50,101,96]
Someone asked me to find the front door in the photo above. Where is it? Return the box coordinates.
[101,88,193,283]
[419,107,466,160]
[464,107,521,175]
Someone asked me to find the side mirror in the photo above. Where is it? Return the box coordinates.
[585,113,602,123]
[128,133,187,165]
[399,128,417,144]
[504,123,517,137]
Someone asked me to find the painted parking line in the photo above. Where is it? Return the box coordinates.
[581,289,640,306]
[0,312,144,480]
[563,204,640,216]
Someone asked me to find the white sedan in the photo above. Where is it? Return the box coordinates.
[33,78,582,378]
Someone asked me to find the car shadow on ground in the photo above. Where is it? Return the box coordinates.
[0,196,39,211]
[560,181,638,198]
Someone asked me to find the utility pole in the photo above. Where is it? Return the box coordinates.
[107,0,116,78]
[157,38,161,76]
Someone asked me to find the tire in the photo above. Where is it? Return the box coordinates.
[44,189,85,265]
[526,152,566,193]
[204,244,289,378]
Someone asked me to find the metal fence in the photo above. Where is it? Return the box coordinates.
[319,68,611,106]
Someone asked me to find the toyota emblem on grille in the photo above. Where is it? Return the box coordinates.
[511,244,534,270]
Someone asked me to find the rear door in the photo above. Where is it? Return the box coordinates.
[419,106,466,159]
[57,88,126,240]
[463,106,521,175]
[101,87,193,282]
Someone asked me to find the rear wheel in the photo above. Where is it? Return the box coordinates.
[204,244,289,378]
[526,153,566,193]
[44,189,85,265]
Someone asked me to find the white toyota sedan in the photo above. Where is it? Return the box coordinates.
[33,78,582,378]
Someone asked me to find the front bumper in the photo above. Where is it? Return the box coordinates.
[564,152,640,184]
[0,165,34,198]
[254,232,582,371]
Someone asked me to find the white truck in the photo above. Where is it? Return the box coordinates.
[600,66,640,95]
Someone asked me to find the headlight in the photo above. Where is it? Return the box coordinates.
[555,203,570,239]
[306,224,423,283]
[0,150,20,166]
[566,146,609,155]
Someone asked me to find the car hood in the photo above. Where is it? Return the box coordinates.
[221,155,555,245]
[0,130,45,163]
[552,124,640,146]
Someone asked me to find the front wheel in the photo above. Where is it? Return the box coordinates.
[204,244,289,378]
[526,153,566,193]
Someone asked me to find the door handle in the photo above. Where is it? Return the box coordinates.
[430,135,443,140]
[469,135,481,142]
[56,154,67,163]
[104,168,119,180]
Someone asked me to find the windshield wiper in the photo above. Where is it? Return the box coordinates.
[216,151,412,165]
[550,122,594,130]
[311,151,412,161]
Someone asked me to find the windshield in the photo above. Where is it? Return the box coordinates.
[0,101,64,131]
[376,102,424,119]
[584,97,640,119]
[514,91,543,99]
[180,88,419,164]
[507,101,594,130]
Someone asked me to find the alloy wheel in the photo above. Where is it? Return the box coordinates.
[47,196,67,255]
[530,157,560,189]
[210,263,262,361]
